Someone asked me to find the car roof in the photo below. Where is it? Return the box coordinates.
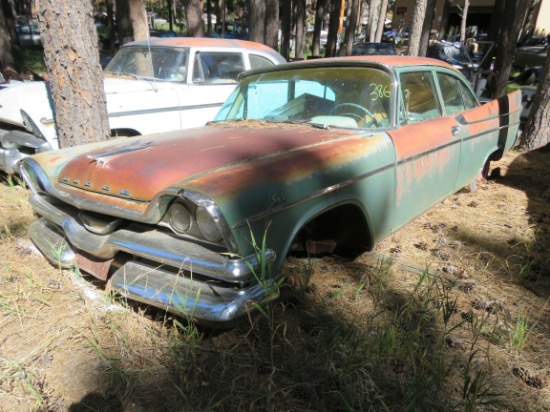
[126,37,275,53]
[238,55,464,83]
[256,55,459,73]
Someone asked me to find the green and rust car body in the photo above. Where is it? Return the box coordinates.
[20,56,521,325]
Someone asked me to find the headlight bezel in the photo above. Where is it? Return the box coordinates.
[161,190,236,252]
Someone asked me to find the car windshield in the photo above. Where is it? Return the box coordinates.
[215,66,393,129]
[104,46,188,82]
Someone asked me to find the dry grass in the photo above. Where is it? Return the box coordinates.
[0,149,549,411]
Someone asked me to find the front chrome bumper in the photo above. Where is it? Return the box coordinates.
[0,129,52,174]
[26,193,277,325]
[29,212,278,326]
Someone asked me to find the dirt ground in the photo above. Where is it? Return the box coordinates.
[0,148,549,411]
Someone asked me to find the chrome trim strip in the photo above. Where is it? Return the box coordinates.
[109,260,278,326]
[108,102,223,118]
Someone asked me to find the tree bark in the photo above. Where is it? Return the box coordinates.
[374,0,389,43]
[183,0,204,37]
[493,0,528,98]
[418,0,436,57]
[368,0,380,43]
[325,0,342,58]
[311,0,328,58]
[3,0,19,47]
[106,0,117,55]
[248,0,265,44]
[129,0,148,41]
[295,0,306,59]
[0,0,15,76]
[36,0,110,148]
[407,0,427,57]
[521,50,550,151]
[459,0,470,44]
[281,0,292,60]
[344,0,359,55]
[115,0,133,45]
[264,0,279,51]
[205,0,213,33]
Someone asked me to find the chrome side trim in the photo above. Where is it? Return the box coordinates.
[108,102,223,118]
[109,260,279,326]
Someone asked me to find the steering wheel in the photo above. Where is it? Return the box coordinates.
[329,103,380,128]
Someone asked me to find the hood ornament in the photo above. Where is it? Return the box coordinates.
[88,140,159,166]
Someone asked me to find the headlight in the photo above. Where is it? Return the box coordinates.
[196,206,222,243]
[169,203,192,233]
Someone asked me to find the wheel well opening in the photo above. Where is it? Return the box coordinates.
[110,129,140,138]
[289,204,371,259]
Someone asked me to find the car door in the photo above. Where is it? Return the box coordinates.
[387,68,462,232]
[434,69,522,191]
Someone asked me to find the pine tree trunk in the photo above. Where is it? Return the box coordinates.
[116,0,133,45]
[295,0,306,59]
[0,1,15,75]
[418,0,436,56]
[368,0,380,43]
[521,50,550,151]
[311,0,328,58]
[460,0,470,44]
[249,0,265,44]
[281,0,292,60]
[264,0,279,51]
[493,0,528,98]
[183,0,204,37]
[325,0,342,58]
[344,0,359,55]
[36,0,110,148]
[374,0,389,43]
[129,0,148,41]
[408,0,427,56]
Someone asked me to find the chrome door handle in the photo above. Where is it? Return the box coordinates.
[451,126,461,136]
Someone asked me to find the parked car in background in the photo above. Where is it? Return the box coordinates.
[337,42,397,57]
[513,45,548,70]
[20,56,521,325]
[0,37,285,174]
[426,41,494,96]
[16,24,41,46]
[207,21,248,40]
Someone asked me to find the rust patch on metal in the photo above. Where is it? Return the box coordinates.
[55,125,362,202]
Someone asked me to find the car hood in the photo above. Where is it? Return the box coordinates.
[0,81,52,125]
[50,122,367,202]
[0,76,174,125]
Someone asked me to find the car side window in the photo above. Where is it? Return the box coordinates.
[193,52,245,84]
[437,72,479,115]
[458,81,478,110]
[249,54,275,69]
[399,71,440,124]
[437,72,467,115]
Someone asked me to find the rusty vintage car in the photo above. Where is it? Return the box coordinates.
[20,56,521,326]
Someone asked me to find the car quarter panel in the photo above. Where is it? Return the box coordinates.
[453,90,522,190]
